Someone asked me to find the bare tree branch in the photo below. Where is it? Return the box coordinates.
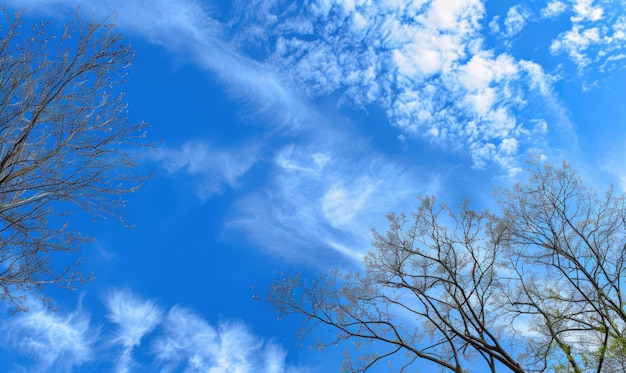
[265,158,626,372]
[0,8,149,313]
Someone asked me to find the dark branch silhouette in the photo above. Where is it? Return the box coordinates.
[266,159,626,372]
[0,8,148,313]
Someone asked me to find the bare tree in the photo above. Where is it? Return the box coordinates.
[496,160,626,372]
[0,8,148,313]
[266,159,626,372]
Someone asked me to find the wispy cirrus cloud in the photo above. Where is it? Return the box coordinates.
[230,130,437,265]
[0,300,97,372]
[150,141,261,200]
[106,290,163,373]
[153,307,302,373]
[12,0,310,131]
[11,0,430,262]
[0,290,305,373]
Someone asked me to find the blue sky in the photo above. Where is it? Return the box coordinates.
[1,0,625,371]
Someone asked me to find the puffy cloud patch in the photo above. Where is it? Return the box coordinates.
[254,0,556,171]
[550,0,626,72]
[13,0,564,171]
[571,0,604,22]
[504,4,532,38]
[541,1,568,19]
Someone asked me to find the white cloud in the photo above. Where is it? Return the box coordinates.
[571,0,604,22]
[230,135,431,265]
[549,1,625,73]
[0,301,97,372]
[153,307,299,373]
[106,290,163,373]
[150,141,260,200]
[260,0,557,171]
[1,291,305,372]
[541,1,568,19]
[458,52,519,92]
[504,5,532,38]
[488,15,500,33]
[551,25,601,67]
[106,290,163,348]
[7,0,571,261]
[12,0,563,172]
[7,0,440,264]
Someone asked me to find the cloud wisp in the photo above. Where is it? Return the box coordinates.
[0,301,97,372]
[153,306,298,373]
[12,0,311,131]
[106,290,163,373]
[229,128,435,266]
[149,141,261,200]
[0,290,304,373]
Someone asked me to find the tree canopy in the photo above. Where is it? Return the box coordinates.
[0,9,147,312]
[268,159,626,372]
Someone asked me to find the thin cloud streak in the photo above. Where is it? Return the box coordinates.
[13,0,310,131]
